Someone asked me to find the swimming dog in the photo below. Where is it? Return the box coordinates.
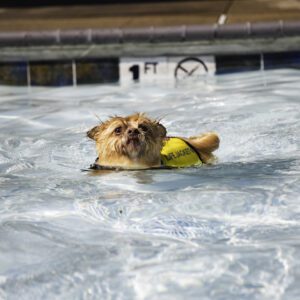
[87,113,219,169]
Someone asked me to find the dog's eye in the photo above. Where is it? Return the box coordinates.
[138,124,148,132]
[114,126,122,134]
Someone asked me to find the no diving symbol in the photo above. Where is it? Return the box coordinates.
[174,57,208,79]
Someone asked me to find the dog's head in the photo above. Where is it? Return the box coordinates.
[87,113,167,168]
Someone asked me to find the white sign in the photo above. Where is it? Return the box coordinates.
[120,56,215,83]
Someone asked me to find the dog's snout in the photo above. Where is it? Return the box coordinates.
[127,128,140,136]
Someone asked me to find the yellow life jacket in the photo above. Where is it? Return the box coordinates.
[160,137,202,168]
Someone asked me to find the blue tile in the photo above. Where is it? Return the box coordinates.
[264,52,300,70]
[216,54,261,74]
[30,61,73,86]
[76,58,119,84]
[0,62,27,85]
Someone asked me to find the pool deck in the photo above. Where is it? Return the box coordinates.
[0,0,300,31]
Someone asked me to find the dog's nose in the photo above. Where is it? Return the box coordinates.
[128,128,140,136]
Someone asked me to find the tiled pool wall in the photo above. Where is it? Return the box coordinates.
[0,21,300,86]
[1,51,300,86]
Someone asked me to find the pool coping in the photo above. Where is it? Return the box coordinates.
[1,21,300,61]
[1,21,300,45]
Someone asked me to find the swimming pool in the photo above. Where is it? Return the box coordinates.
[0,69,299,299]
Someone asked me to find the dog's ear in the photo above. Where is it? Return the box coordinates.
[157,122,167,138]
[87,125,100,140]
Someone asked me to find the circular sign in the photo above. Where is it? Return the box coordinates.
[174,57,208,79]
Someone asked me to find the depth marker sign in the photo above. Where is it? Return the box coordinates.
[120,57,168,83]
[120,56,215,83]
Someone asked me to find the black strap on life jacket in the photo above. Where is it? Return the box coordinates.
[182,139,203,162]
[87,157,173,171]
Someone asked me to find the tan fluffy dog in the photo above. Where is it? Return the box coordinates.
[87,113,219,169]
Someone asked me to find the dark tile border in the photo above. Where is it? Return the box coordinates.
[30,60,73,86]
[0,52,300,86]
[76,58,119,84]
[0,62,27,85]
[264,51,300,70]
[215,54,261,74]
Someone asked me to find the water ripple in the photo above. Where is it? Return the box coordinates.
[1,69,300,299]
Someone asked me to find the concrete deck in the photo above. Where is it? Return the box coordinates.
[0,0,299,32]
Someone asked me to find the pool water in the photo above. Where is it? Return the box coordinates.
[0,69,300,300]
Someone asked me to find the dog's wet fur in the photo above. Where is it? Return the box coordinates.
[87,113,219,169]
